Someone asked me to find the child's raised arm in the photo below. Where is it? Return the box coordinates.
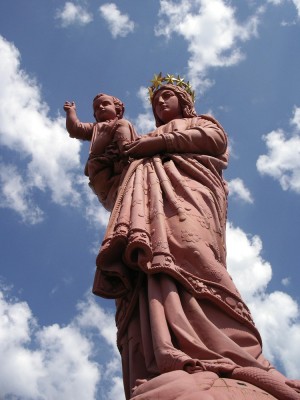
[64,101,93,141]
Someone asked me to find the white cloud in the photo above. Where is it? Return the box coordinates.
[78,175,110,229]
[248,291,300,377]
[0,35,110,226]
[107,377,125,400]
[0,289,124,400]
[227,222,300,377]
[267,0,284,4]
[228,177,254,203]
[133,86,156,135]
[293,0,300,16]
[281,277,290,286]
[227,223,272,301]
[36,324,100,399]
[99,3,135,38]
[134,113,156,135]
[56,2,93,27]
[155,0,262,91]
[75,295,118,351]
[137,86,152,111]
[256,107,300,193]
[0,35,81,204]
[291,105,300,127]
[0,162,44,224]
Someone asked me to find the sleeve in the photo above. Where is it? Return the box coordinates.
[113,120,139,151]
[68,122,94,141]
[160,116,227,156]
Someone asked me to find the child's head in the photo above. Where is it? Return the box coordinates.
[92,93,125,122]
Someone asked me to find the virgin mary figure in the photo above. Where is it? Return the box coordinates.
[90,75,300,400]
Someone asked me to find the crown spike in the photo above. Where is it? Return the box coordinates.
[148,72,195,103]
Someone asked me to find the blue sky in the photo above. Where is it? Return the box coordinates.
[0,1,300,399]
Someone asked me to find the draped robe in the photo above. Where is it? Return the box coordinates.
[91,116,273,399]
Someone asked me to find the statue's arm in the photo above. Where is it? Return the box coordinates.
[123,117,226,158]
[63,101,93,141]
[160,117,227,156]
[123,135,166,158]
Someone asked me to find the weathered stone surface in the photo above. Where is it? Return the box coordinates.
[131,370,278,400]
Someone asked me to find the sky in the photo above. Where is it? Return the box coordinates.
[0,0,300,399]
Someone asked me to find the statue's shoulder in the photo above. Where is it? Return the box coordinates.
[116,118,139,140]
[199,114,226,133]
[116,118,133,128]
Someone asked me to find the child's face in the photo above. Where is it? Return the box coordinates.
[93,95,117,122]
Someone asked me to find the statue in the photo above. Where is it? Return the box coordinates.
[65,76,300,399]
[64,94,138,208]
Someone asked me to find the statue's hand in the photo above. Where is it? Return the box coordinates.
[184,360,204,374]
[123,136,166,158]
[63,101,76,112]
[286,379,300,393]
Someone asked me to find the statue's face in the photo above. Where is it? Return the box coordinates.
[93,95,117,122]
[153,89,183,124]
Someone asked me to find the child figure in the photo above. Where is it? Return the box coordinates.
[64,93,138,208]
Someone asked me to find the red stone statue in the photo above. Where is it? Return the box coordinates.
[65,78,300,399]
[64,94,138,207]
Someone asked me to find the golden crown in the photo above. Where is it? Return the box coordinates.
[148,73,195,103]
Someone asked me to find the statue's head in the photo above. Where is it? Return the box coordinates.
[93,93,125,122]
[151,84,197,127]
[148,74,196,127]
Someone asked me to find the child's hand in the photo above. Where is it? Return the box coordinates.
[63,101,76,112]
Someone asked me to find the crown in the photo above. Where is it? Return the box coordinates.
[148,73,195,103]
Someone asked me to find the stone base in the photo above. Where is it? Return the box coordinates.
[131,370,278,399]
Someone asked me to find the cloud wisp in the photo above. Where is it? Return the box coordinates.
[133,87,156,135]
[99,3,135,38]
[228,178,254,203]
[155,0,263,91]
[257,106,300,193]
[56,2,93,27]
